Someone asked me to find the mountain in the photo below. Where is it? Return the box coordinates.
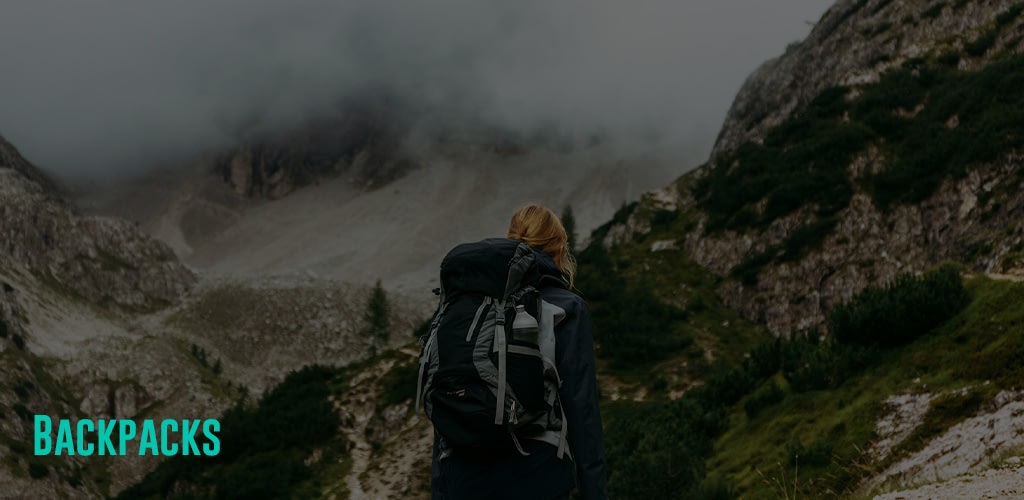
[604,0,1024,335]
[581,0,1024,497]
[9,0,1024,498]
[77,126,677,295]
[0,137,424,497]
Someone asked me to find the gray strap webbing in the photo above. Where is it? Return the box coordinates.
[556,398,568,459]
[493,301,507,425]
[415,298,448,412]
[414,335,430,411]
[525,432,573,461]
[466,297,492,341]
[507,345,542,357]
[535,355,569,458]
[543,358,562,408]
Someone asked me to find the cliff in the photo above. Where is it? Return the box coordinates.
[605,0,1024,335]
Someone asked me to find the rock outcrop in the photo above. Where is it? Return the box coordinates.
[713,0,1024,159]
[605,0,1024,335]
[217,92,422,199]
[0,137,196,312]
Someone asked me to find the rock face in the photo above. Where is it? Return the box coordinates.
[606,0,1024,335]
[867,389,1024,494]
[0,135,62,195]
[0,137,196,312]
[712,0,1024,159]
[0,274,104,497]
[217,93,422,199]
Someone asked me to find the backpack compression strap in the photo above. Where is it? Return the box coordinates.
[414,290,448,412]
[493,299,508,425]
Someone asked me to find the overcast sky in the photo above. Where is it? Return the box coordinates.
[0,1,832,180]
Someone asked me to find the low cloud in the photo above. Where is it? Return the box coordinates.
[0,0,831,180]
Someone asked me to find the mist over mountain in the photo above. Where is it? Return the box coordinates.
[0,0,828,181]
[9,0,1024,498]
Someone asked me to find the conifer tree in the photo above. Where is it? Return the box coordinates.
[561,204,577,252]
[363,279,391,352]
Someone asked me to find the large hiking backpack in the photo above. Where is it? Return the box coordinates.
[415,239,567,458]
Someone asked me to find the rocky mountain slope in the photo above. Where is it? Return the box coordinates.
[584,0,1024,497]
[0,137,425,497]
[79,136,674,296]
[606,0,1024,335]
[216,92,423,199]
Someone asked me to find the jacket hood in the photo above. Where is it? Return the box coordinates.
[440,238,566,299]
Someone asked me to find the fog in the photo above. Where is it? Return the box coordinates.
[0,1,832,180]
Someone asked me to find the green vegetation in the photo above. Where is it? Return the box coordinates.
[28,462,48,479]
[743,380,784,419]
[604,398,723,498]
[576,243,693,368]
[831,263,970,347]
[592,259,1022,498]
[561,204,578,252]
[706,275,1024,498]
[378,358,419,411]
[892,387,987,460]
[120,365,343,499]
[362,279,391,353]
[695,48,1024,281]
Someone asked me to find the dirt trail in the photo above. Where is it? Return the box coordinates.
[337,359,395,499]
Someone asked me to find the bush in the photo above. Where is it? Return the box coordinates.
[363,279,391,349]
[831,264,969,347]
[13,403,31,421]
[605,399,722,499]
[577,244,690,367]
[697,366,757,409]
[650,209,679,229]
[786,438,833,467]
[697,475,738,500]
[28,463,48,479]
[119,365,342,498]
[378,360,419,410]
[702,51,1024,226]
[744,381,785,419]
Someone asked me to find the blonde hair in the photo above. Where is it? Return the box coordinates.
[507,204,577,287]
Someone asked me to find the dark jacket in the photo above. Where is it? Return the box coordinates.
[430,239,608,500]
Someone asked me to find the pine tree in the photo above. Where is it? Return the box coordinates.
[561,204,577,252]
[363,279,391,352]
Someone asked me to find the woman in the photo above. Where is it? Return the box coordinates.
[430,204,608,499]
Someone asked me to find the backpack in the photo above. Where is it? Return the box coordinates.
[415,239,568,458]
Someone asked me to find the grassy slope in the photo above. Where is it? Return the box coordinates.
[707,276,1024,498]
[581,199,772,397]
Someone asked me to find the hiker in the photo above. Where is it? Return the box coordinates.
[419,204,607,499]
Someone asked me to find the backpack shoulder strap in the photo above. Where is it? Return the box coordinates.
[415,288,449,412]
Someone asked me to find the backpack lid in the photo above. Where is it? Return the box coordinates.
[440,238,565,298]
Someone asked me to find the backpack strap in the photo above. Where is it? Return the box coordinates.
[466,296,492,341]
[538,296,570,459]
[493,299,508,425]
[415,290,449,412]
